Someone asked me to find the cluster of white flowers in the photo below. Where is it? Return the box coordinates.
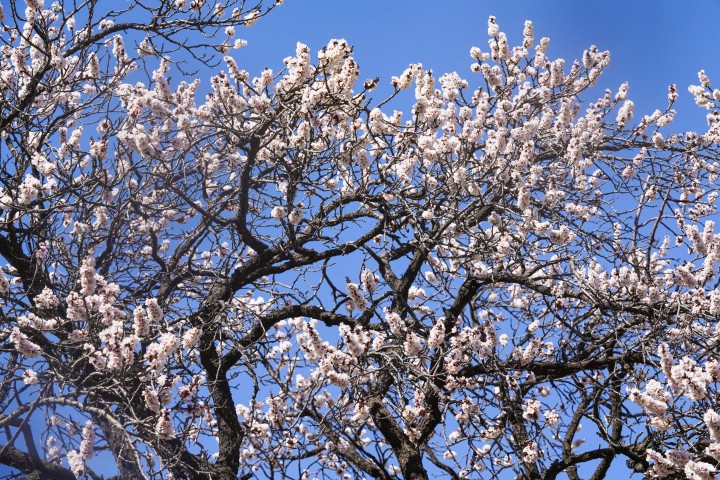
[544,409,560,428]
[145,297,163,323]
[521,441,538,463]
[275,42,312,93]
[616,99,634,125]
[288,205,303,225]
[438,72,468,101]
[628,380,671,429]
[22,369,38,385]
[30,152,56,177]
[45,436,60,463]
[404,331,423,356]
[79,257,97,296]
[658,344,713,402]
[133,305,150,337]
[296,319,330,362]
[443,322,499,373]
[688,75,714,109]
[79,421,95,460]
[155,409,175,439]
[520,339,544,365]
[10,327,41,358]
[548,225,575,246]
[522,398,541,421]
[522,20,534,48]
[487,16,499,37]
[182,327,201,349]
[66,450,85,477]
[271,205,286,220]
[35,287,59,309]
[18,175,41,205]
[144,385,162,412]
[391,63,422,90]
[144,331,180,373]
[705,409,720,443]
[647,449,716,479]
[360,268,379,293]
[338,324,371,358]
[384,309,405,336]
[345,282,367,311]
[427,319,445,349]
[17,313,57,331]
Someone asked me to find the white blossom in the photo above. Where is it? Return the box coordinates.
[427,319,445,349]
[22,369,38,385]
[66,450,85,477]
[10,328,42,358]
[182,327,201,349]
[79,421,95,460]
[271,205,286,220]
[155,409,175,438]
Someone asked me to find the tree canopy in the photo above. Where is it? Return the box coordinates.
[2,1,720,479]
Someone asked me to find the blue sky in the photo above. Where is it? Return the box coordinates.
[238,0,720,133]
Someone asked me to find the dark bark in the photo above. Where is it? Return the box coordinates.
[0,445,75,480]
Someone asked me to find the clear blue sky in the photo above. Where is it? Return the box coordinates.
[237,0,720,133]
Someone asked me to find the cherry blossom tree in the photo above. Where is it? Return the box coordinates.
[2,2,720,479]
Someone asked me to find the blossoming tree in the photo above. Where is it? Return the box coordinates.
[2,1,720,479]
